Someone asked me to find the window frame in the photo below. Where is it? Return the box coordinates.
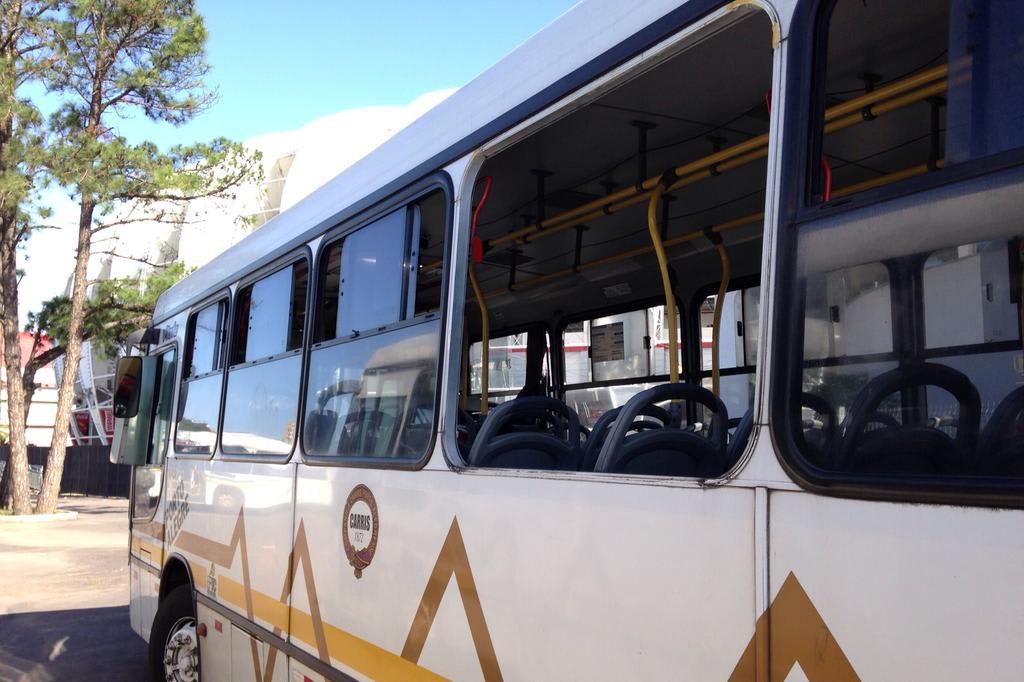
[300,175,453,470]
[770,0,1024,507]
[218,249,312,463]
[174,292,230,461]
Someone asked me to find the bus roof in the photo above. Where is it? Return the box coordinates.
[153,0,728,322]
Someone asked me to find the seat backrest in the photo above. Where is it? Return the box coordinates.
[581,403,672,471]
[836,363,981,470]
[468,397,582,470]
[977,385,1024,472]
[594,382,728,474]
[610,429,722,477]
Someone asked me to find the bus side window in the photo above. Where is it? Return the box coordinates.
[412,189,446,316]
[304,190,446,461]
[777,0,1024,491]
[148,349,177,466]
[221,260,308,457]
[176,300,227,455]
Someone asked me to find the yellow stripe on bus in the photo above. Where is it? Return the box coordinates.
[290,607,448,682]
[131,535,164,566]
[217,575,290,632]
[206,571,446,681]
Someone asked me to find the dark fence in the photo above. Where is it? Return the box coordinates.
[0,444,130,498]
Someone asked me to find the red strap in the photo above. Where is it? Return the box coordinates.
[820,155,833,202]
[470,175,492,263]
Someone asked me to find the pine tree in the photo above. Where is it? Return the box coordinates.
[0,1,55,514]
[36,0,258,513]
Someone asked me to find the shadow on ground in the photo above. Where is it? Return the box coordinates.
[0,606,148,682]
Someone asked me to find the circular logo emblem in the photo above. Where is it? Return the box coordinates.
[342,484,379,578]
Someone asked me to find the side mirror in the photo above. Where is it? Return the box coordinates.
[113,357,144,418]
[111,356,159,465]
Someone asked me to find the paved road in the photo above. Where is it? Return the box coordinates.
[0,497,149,681]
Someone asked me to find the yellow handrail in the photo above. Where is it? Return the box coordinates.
[419,64,949,276]
[646,183,680,383]
[483,66,948,250]
[478,160,936,300]
[710,241,731,397]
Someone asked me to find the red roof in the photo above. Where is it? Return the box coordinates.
[1,332,56,371]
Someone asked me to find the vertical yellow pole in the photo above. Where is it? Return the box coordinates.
[646,184,679,383]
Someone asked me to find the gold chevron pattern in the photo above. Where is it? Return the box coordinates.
[401,518,503,681]
[175,509,471,681]
[728,572,859,682]
[173,507,859,682]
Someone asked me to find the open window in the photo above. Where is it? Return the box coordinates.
[455,6,775,477]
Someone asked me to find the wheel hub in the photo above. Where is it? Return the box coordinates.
[163,617,199,682]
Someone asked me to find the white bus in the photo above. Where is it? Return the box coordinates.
[110,1,1024,680]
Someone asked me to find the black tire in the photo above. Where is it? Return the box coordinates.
[149,584,198,682]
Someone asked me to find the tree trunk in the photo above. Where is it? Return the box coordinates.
[36,204,94,514]
[0,452,11,509]
[0,220,33,515]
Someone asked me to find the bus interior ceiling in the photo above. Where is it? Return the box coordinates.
[467,9,773,341]
[821,0,949,196]
[458,0,956,342]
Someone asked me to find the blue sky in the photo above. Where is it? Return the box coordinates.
[22,1,578,321]
[115,0,578,149]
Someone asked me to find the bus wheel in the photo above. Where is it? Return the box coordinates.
[150,585,200,682]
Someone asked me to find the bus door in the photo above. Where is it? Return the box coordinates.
[112,344,176,638]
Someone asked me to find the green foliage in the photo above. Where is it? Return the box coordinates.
[27,260,190,357]
[49,0,211,126]
[45,0,261,215]
[0,1,57,241]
